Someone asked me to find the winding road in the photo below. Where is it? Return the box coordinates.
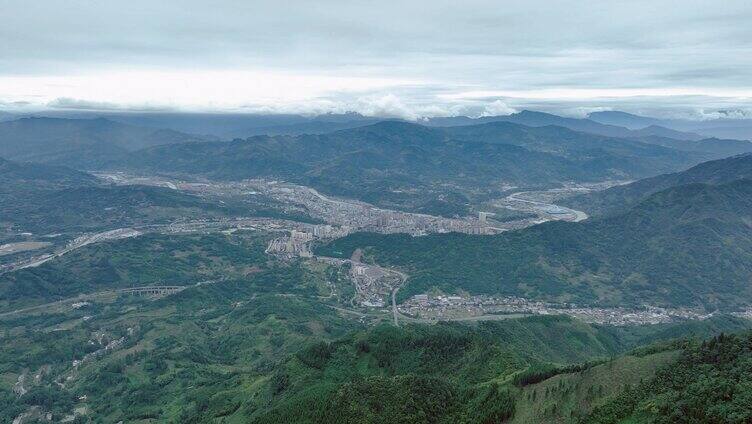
[504,191,588,222]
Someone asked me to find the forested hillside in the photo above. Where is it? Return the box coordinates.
[585,331,752,423]
[200,316,752,423]
[0,157,307,236]
[318,179,752,309]
[0,117,211,167]
[563,153,752,216]
[104,120,710,214]
[0,232,276,311]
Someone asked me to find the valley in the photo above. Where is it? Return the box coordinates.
[6,3,752,422]
[95,171,593,235]
[3,114,752,423]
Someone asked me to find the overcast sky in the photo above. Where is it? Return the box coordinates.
[2,0,751,119]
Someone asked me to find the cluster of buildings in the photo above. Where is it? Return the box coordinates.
[349,262,402,307]
[71,329,132,369]
[266,230,314,258]
[399,294,717,326]
[93,173,530,237]
[241,179,505,236]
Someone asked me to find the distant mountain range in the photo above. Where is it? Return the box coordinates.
[4,108,751,140]
[428,110,706,141]
[589,110,752,140]
[0,111,385,139]
[105,120,714,214]
[4,113,750,215]
[0,117,213,167]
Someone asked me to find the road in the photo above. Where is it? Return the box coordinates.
[389,268,409,326]
[505,191,588,222]
[0,280,218,318]
[0,291,117,318]
[406,313,532,323]
[1,228,141,275]
[391,287,400,326]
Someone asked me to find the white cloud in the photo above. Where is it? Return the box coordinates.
[0,70,419,113]
[352,94,419,120]
[47,97,172,112]
[480,100,516,117]
[691,108,752,121]
[1,0,751,119]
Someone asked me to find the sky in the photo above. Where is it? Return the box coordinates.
[1,0,752,119]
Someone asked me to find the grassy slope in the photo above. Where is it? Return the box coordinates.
[584,331,752,423]
[511,350,680,424]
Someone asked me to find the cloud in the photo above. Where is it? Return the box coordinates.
[691,109,752,121]
[47,97,173,112]
[1,1,751,119]
[352,94,419,120]
[480,100,516,117]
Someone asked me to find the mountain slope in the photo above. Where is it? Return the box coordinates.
[0,157,98,194]
[207,316,752,424]
[317,178,752,309]
[444,121,702,176]
[628,124,704,141]
[244,318,633,424]
[585,331,752,423]
[115,120,702,214]
[0,157,100,223]
[428,110,712,143]
[589,110,752,141]
[629,135,752,157]
[0,117,210,167]
[433,110,703,141]
[564,153,752,216]
[0,157,242,234]
[587,111,664,129]
[488,110,639,138]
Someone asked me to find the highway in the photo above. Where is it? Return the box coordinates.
[1,228,142,275]
[504,191,589,222]
[392,287,400,326]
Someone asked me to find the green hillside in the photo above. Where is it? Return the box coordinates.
[247,317,611,424]
[563,153,752,216]
[190,316,752,423]
[0,283,361,423]
[317,179,752,309]
[0,156,313,236]
[0,231,312,312]
[585,331,752,423]
[0,157,98,192]
[511,349,681,423]
[2,184,246,234]
[0,117,211,167]
[3,277,750,424]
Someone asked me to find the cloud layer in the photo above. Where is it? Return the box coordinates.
[2,0,751,119]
